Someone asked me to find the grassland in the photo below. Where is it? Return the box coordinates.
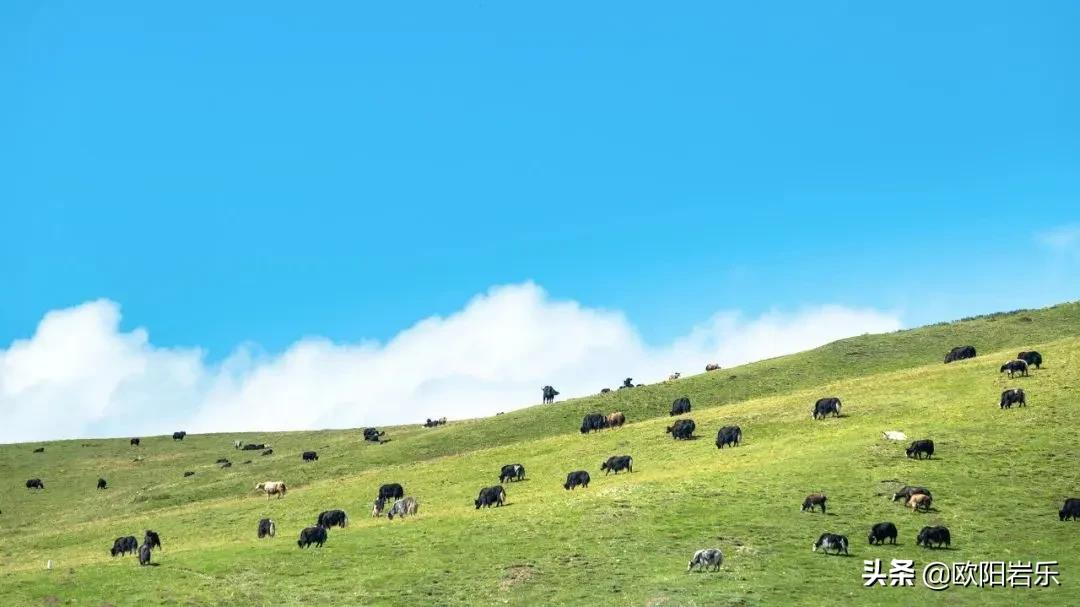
[1,303,1079,606]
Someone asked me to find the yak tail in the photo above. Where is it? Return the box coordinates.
[343,514,349,527]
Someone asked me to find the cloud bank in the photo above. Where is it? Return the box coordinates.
[0,283,902,443]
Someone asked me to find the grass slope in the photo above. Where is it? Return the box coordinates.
[1,303,1079,606]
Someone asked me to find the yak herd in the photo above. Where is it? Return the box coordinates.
[11,345,1077,576]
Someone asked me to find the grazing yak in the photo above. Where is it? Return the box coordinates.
[317,509,349,529]
[813,397,842,419]
[619,377,635,390]
[564,470,590,490]
[1060,498,1080,521]
[255,481,288,499]
[261,448,274,456]
[801,494,828,514]
[363,428,385,442]
[32,447,44,453]
[944,345,976,364]
[138,542,152,566]
[715,425,743,449]
[25,478,44,490]
[868,522,898,545]
[1000,388,1026,409]
[670,397,692,416]
[812,533,849,555]
[234,440,243,449]
[916,526,951,548]
[687,548,723,571]
[606,411,626,428]
[97,478,107,490]
[258,518,276,538]
[499,464,526,483]
[882,431,907,441]
[475,485,506,509]
[705,363,721,372]
[110,536,138,557]
[423,417,447,427]
[144,530,162,551]
[601,455,633,475]
[580,412,607,434]
[172,431,186,441]
[542,385,560,404]
[378,483,405,503]
[668,372,681,381]
[906,440,934,460]
[907,493,933,512]
[242,443,268,451]
[183,471,195,477]
[1017,350,1043,369]
[130,438,140,446]
[302,451,319,462]
[387,497,419,520]
[297,525,328,549]
[1000,359,1029,378]
[600,388,611,394]
[666,419,696,440]
[215,458,229,464]
[892,486,932,503]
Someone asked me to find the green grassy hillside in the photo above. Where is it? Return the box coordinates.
[2,303,1079,606]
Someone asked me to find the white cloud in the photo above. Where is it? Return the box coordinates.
[0,283,902,443]
[1036,224,1080,252]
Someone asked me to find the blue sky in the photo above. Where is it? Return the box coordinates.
[2,2,1078,376]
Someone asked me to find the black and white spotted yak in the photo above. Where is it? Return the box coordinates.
[499,464,526,483]
[813,533,849,555]
[1000,359,1029,378]
[1000,388,1026,409]
[812,397,842,419]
